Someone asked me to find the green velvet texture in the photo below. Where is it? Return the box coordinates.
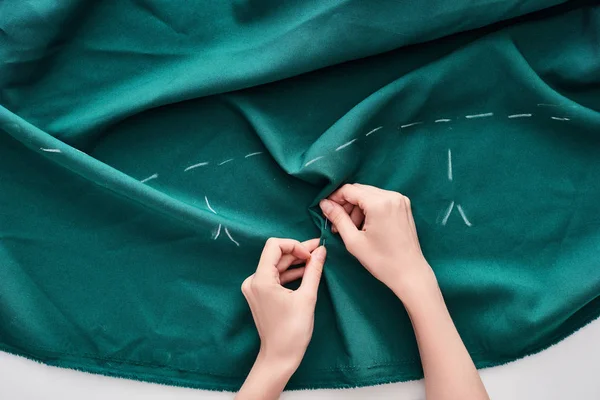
[1,0,599,391]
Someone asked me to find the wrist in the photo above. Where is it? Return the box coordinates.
[390,264,439,308]
[237,350,299,399]
[255,349,300,381]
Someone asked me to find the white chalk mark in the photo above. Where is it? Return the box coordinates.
[435,119,451,123]
[335,139,357,151]
[225,227,240,247]
[401,122,423,128]
[213,224,222,240]
[304,156,324,167]
[537,103,560,107]
[447,149,453,182]
[218,158,233,165]
[441,201,455,226]
[245,152,263,158]
[465,112,493,119]
[40,148,61,153]
[508,114,532,119]
[184,162,209,171]
[365,126,383,136]
[456,204,472,227]
[551,117,570,121]
[140,173,158,183]
[205,196,217,214]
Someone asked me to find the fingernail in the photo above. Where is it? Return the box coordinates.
[312,246,327,262]
[320,199,333,214]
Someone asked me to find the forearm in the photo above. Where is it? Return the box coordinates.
[235,352,297,400]
[396,275,489,400]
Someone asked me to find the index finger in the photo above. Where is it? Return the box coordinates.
[276,238,320,272]
[328,184,371,209]
[256,238,311,279]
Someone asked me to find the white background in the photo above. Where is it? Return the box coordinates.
[1,318,599,399]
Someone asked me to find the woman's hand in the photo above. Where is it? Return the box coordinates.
[320,184,489,399]
[319,183,435,302]
[236,238,326,400]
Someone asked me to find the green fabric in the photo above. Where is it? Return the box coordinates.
[1,0,600,391]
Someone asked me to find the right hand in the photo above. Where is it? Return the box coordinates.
[319,183,436,301]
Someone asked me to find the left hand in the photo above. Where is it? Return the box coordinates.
[241,237,327,370]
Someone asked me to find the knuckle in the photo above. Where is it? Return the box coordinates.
[385,193,405,209]
[265,237,280,247]
[373,199,390,211]
[241,277,251,294]
[393,193,405,206]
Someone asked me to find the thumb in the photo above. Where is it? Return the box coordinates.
[300,246,327,296]
[320,199,360,245]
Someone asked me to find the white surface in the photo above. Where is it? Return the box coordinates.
[1,318,600,399]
